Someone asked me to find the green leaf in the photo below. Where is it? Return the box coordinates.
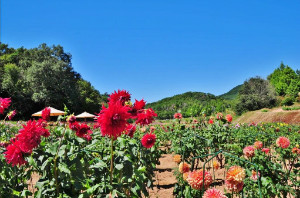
[115,164,124,170]
[90,160,107,169]
[46,141,59,155]
[58,162,71,174]
[58,144,67,157]
[41,157,53,170]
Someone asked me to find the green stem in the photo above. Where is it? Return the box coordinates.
[110,137,114,188]
[53,122,67,197]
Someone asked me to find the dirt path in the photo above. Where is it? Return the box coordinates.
[148,154,177,198]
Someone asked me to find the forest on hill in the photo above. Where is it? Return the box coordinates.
[146,92,229,119]
[0,43,108,119]
[148,63,300,119]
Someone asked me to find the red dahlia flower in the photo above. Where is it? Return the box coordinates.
[276,137,290,148]
[97,102,131,138]
[76,123,93,141]
[226,114,233,123]
[133,99,145,111]
[67,115,76,123]
[243,146,255,158]
[136,108,157,126]
[41,107,51,121]
[129,99,146,117]
[141,133,156,148]
[4,140,27,167]
[108,90,131,105]
[208,119,214,124]
[69,121,80,131]
[125,124,136,138]
[174,113,182,119]
[0,97,11,114]
[261,148,270,154]
[16,120,50,153]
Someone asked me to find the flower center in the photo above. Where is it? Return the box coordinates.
[112,114,121,124]
[147,138,153,144]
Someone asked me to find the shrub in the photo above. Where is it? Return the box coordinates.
[281,97,295,106]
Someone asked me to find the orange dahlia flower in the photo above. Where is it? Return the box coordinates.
[213,160,220,170]
[183,172,189,181]
[292,147,300,155]
[226,166,245,183]
[186,170,213,190]
[203,188,227,198]
[173,154,181,163]
[179,162,190,173]
[254,141,263,149]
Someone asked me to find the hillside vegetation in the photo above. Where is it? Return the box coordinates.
[0,43,108,119]
[147,92,229,119]
[219,84,242,100]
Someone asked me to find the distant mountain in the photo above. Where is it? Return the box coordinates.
[146,92,228,119]
[219,85,243,100]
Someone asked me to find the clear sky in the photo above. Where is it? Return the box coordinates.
[1,0,300,103]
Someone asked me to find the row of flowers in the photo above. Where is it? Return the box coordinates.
[0,90,159,167]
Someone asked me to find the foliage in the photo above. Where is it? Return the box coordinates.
[0,122,163,197]
[0,43,107,119]
[234,77,277,115]
[281,96,295,106]
[219,84,243,100]
[282,105,300,111]
[170,116,300,198]
[268,62,300,97]
[147,92,229,119]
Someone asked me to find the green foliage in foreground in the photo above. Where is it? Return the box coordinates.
[147,92,229,119]
[0,43,108,119]
[169,119,300,198]
[0,122,163,197]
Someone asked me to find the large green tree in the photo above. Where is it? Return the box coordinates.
[0,43,106,119]
[267,63,300,97]
[235,77,277,115]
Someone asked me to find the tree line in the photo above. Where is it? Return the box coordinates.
[234,63,300,115]
[146,92,230,119]
[148,63,300,118]
[0,43,108,119]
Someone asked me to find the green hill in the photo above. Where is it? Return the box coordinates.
[146,92,228,119]
[219,84,243,100]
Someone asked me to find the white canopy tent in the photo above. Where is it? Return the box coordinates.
[75,111,96,121]
[32,106,65,117]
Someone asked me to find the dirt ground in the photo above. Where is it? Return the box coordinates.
[147,154,177,198]
[234,107,300,124]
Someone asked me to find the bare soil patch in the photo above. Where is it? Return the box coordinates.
[234,107,300,124]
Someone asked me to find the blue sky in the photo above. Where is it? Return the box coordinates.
[1,0,300,102]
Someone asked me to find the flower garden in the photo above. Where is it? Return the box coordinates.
[0,90,299,197]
